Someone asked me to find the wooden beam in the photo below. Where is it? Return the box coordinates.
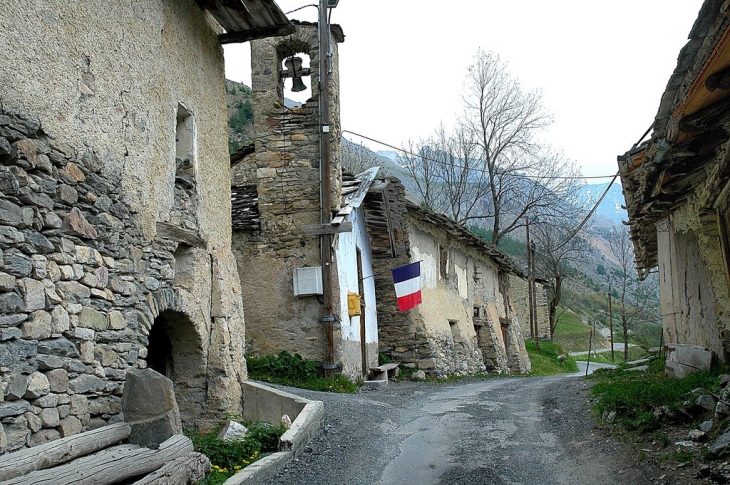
[301,222,352,236]
[2,435,193,485]
[219,24,296,44]
[0,423,131,482]
[131,452,210,485]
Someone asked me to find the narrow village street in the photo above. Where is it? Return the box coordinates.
[264,375,656,485]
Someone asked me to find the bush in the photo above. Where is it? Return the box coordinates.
[247,351,358,393]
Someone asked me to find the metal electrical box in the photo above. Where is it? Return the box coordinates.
[293,267,323,296]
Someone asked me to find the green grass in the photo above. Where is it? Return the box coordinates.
[552,310,610,353]
[590,359,723,431]
[187,421,286,484]
[525,340,579,376]
[246,351,358,393]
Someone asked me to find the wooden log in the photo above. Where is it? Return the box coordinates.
[131,452,210,485]
[2,434,193,485]
[0,422,131,482]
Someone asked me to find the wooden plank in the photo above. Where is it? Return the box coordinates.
[301,222,352,236]
[0,423,131,482]
[131,452,210,485]
[3,435,194,485]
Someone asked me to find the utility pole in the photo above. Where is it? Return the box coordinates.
[526,219,534,342]
[525,218,539,351]
[608,283,614,363]
[318,0,336,379]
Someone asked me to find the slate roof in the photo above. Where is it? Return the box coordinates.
[618,0,730,276]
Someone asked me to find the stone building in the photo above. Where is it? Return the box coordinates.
[618,0,730,363]
[364,178,531,377]
[510,276,551,341]
[230,22,380,380]
[0,0,292,453]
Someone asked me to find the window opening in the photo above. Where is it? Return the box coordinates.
[439,246,448,280]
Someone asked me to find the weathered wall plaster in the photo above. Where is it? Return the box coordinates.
[0,0,247,452]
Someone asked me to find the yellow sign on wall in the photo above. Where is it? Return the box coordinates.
[348,292,361,317]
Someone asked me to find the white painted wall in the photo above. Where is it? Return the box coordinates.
[336,208,378,344]
[411,239,438,289]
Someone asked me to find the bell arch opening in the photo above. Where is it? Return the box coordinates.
[146,309,207,428]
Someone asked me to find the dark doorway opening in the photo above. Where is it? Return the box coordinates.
[147,321,173,377]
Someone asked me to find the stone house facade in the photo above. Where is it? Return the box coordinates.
[230,22,379,379]
[364,178,531,377]
[0,0,291,453]
[618,0,730,363]
[510,276,551,341]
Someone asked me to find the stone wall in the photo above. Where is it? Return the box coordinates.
[510,275,550,340]
[366,182,529,377]
[231,24,346,367]
[0,0,248,453]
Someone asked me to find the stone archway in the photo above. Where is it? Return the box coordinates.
[143,289,208,429]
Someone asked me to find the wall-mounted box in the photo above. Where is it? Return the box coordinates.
[293,267,323,296]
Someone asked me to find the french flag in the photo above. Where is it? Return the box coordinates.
[391,261,422,312]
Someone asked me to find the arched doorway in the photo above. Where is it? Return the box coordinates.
[146,309,207,428]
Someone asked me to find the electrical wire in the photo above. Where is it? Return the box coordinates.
[552,172,620,251]
[342,129,619,181]
[285,4,318,15]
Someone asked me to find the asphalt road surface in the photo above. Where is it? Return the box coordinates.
[264,375,656,485]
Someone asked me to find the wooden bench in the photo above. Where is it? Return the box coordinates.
[370,363,399,381]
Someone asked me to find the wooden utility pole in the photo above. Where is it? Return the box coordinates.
[608,283,614,363]
[585,326,593,377]
[526,219,534,341]
[525,219,539,351]
[318,0,335,379]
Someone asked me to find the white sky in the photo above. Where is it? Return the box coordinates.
[224,1,705,179]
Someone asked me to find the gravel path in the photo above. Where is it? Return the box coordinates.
[262,375,659,485]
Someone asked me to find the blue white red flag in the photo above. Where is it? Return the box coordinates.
[391,261,422,312]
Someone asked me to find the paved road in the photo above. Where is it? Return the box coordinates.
[569,343,635,357]
[265,376,654,485]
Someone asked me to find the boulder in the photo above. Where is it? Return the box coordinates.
[122,368,182,447]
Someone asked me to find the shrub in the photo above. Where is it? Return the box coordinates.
[246,351,358,393]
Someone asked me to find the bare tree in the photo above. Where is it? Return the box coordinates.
[532,221,591,338]
[399,139,445,213]
[400,123,491,224]
[608,224,658,361]
[342,140,380,174]
[463,50,581,245]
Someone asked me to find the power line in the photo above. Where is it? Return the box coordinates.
[285,4,318,15]
[342,129,618,181]
[553,172,620,251]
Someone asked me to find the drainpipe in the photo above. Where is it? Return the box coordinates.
[318,0,336,379]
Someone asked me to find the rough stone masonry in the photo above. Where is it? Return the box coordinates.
[0,0,251,454]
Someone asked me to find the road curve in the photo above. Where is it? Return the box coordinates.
[263,376,655,485]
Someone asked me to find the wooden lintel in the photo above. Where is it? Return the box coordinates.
[301,222,353,236]
[219,23,296,44]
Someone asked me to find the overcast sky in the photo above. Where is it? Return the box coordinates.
[224,1,705,180]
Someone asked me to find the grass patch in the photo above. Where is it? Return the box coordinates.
[187,421,286,484]
[525,340,579,376]
[590,359,722,431]
[552,310,609,353]
[247,351,358,393]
